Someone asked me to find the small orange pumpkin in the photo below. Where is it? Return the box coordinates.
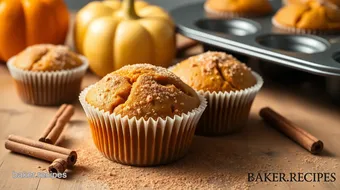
[0,0,69,62]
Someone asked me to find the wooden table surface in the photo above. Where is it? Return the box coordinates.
[1,17,340,190]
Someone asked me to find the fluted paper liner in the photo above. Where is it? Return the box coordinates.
[7,56,88,106]
[79,85,207,166]
[196,72,263,136]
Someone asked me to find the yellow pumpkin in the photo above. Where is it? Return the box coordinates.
[74,0,176,77]
[0,0,69,62]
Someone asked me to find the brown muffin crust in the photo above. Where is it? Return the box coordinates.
[14,44,83,71]
[273,0,340,32]
[86,64,200,119]
[171,52,256,92]
[204,0,273,17]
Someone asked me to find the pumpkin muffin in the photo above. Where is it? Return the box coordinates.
[282,0,306,5]
[286,0,340,6]
[171,52,257,92]
[327,0,340,7]
[80,64,207,166]
[204,0,273,17]
[86,64,201,119]
[7,44,88,105]
[171,52,263,135]
[283,0,340,6]
[14,44,83,71]
[273,0,340,34]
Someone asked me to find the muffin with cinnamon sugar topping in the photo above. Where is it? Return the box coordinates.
[171,51,257,92]
[273,0,340,34]
[86,64,200,119]
[204,0,273,17]
[13,44,83,71]
[7,44,88,106]
[80,64,207,166]
[172,52,263,135]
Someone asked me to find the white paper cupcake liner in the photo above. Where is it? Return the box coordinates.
[195,71,263,136]
[79,85,207,166]
[7,56,88,106]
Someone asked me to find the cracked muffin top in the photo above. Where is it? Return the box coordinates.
[86,64,200,119]
[13,44,83,71]
[204,0,273,16]
[273,0,340,31]
[171,52,256,93]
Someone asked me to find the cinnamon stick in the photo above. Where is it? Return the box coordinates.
[177,39,199,56]
[39,104,67,142]
[49,158,68,174]
[40,104,75,144]
[259,107,324,154]
[5,135,77,166]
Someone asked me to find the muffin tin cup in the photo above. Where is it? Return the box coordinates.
[79,85,207,166]
[172,1,340,77]
[7,56,89,106]
[196,72,263,136]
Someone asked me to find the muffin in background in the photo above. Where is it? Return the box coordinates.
[327,0,340,7]
[171,52,257,92]
[273,0,340,34]
[7,44,88,106]
[171,52,263,135]
[282,0,306,5]
[80,64,207,166]
[14,44,83,71]
[204,0,273,17]
[283,0,340,7]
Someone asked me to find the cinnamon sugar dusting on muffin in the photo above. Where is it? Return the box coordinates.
[14,44,83,71]
[86,64,200,119]
[172,51,257,92]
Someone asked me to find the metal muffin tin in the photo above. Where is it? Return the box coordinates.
[171,0,340,77]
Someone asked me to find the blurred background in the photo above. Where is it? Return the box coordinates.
[64,0,340,103]
[65,0,201,10]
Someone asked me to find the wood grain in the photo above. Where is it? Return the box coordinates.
[2,56,340,189]
[0,14,339,190]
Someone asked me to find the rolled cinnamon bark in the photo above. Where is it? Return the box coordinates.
[6,135,77,166]
[176,38,199,56]
[45,105,75,144]
[39,104,67,142]
[260,107,324,154]
[39,104,75,144]
[49,158,68,174]
[5,141,69,162]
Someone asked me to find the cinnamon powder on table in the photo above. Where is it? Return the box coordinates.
[72,122,338,190]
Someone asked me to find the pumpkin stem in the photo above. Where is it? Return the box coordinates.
[122,0,139,20]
